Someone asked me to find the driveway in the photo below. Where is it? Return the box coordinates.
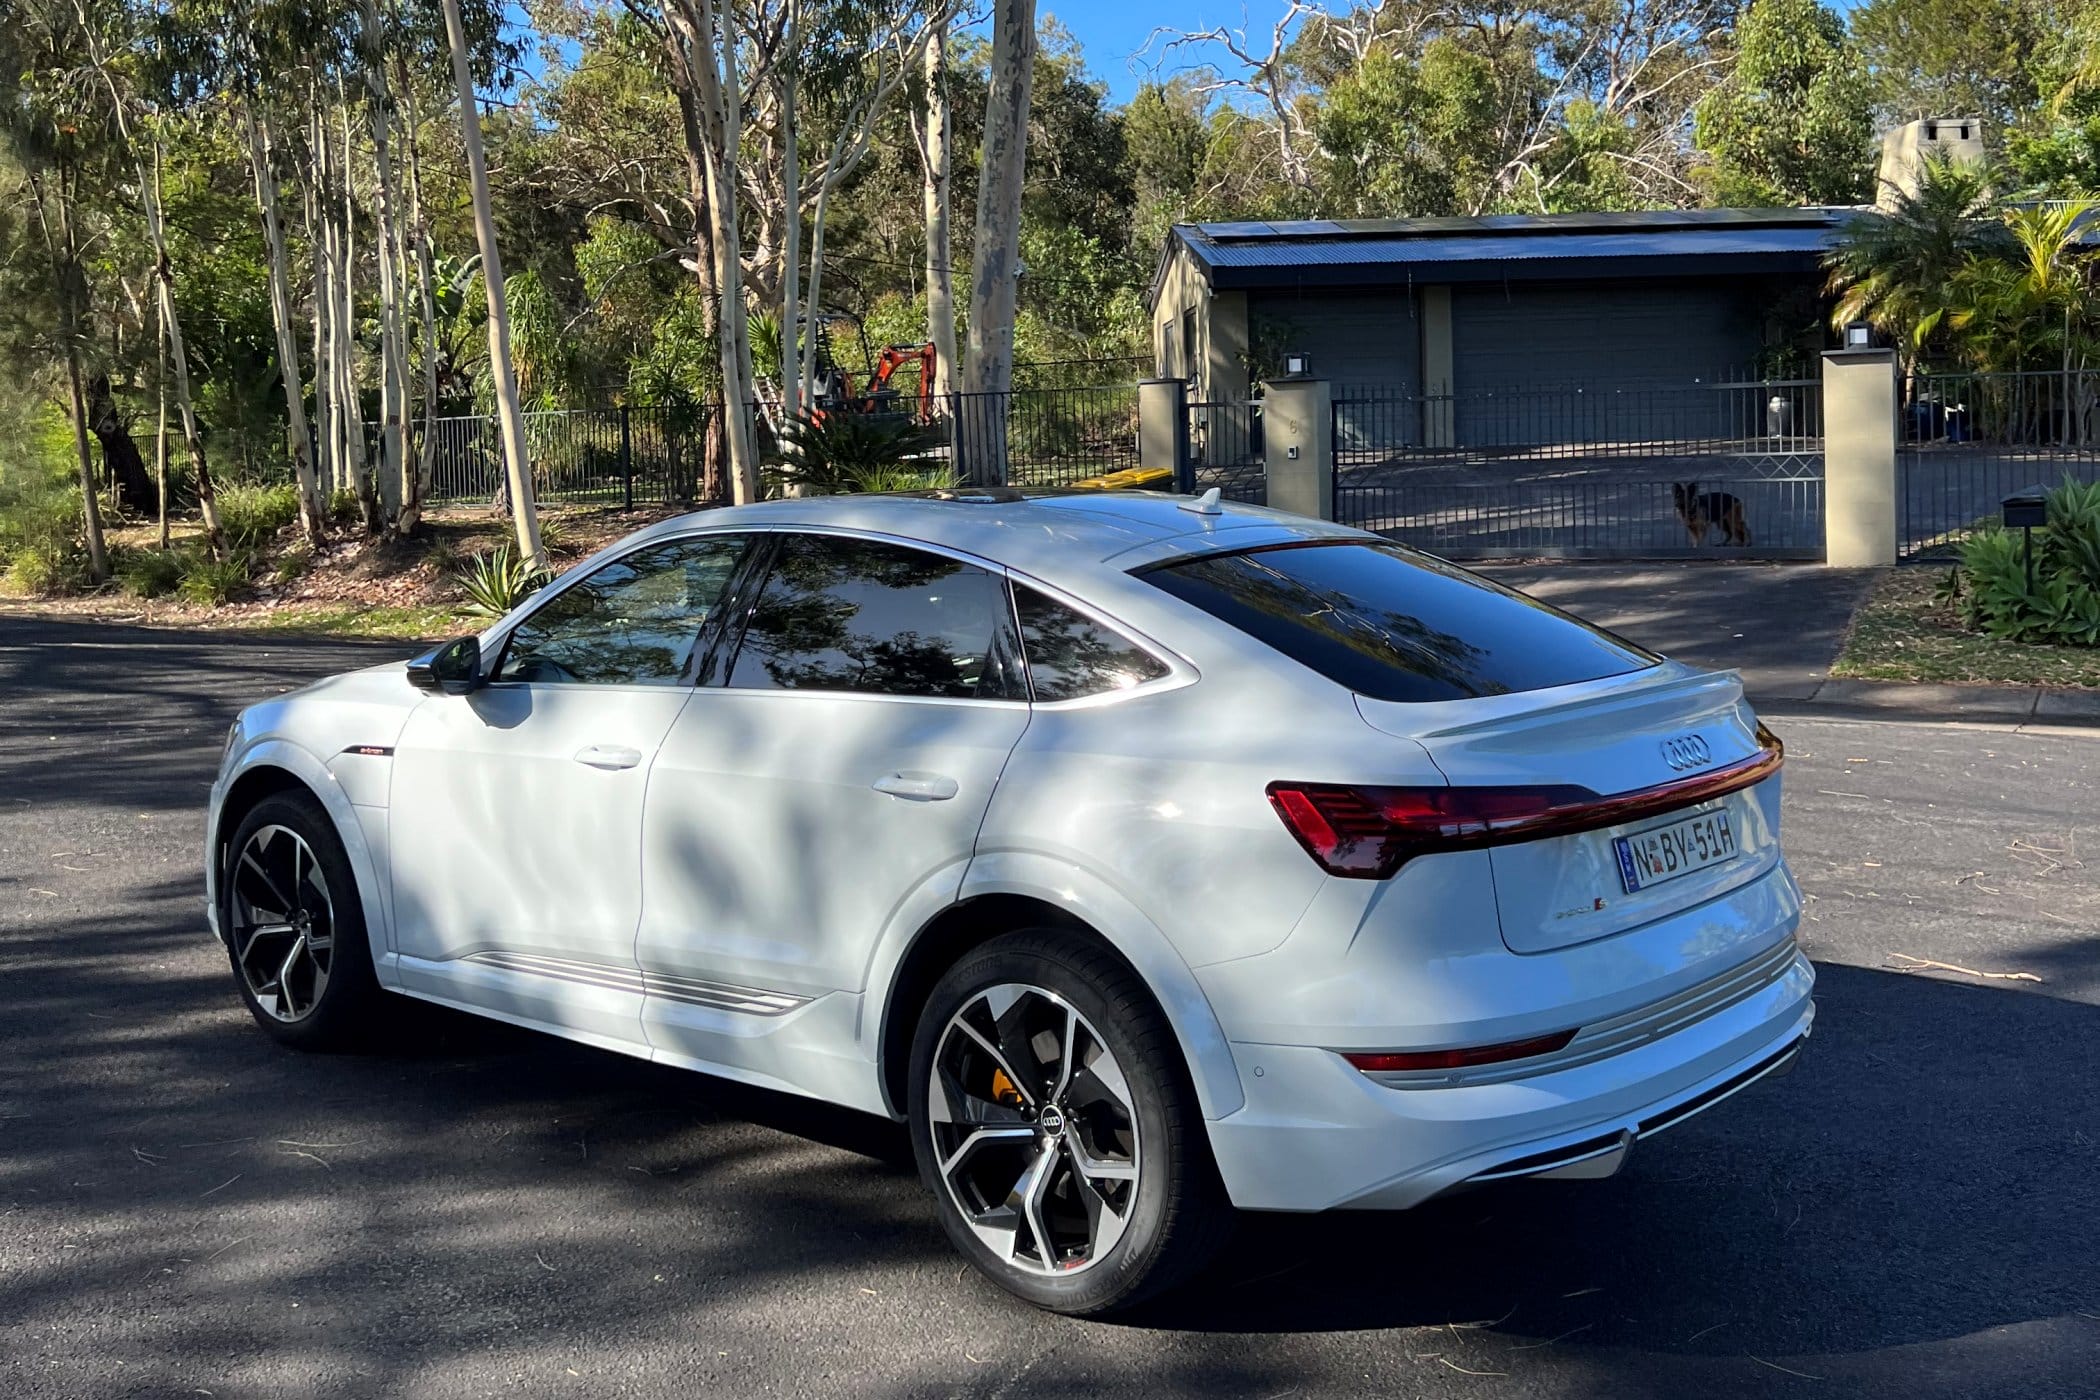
[1480,563,1877,702]
[2,614,2097,1399]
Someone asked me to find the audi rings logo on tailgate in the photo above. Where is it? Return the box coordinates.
[1661,735,1713,771]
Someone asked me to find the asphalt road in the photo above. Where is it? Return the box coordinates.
[3,613,2098,1400]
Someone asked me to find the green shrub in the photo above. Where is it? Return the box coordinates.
[458,544,550,618]
[764,411,947,496]
[116,547,186,599]
[1958,476,2100,646]
[328,488,363,524]
[178,550,254,606]
[4,549,65,596]
[536,513,572,555]
[273,545,314,586]
[215,482,301,549]
[850,463,957,493]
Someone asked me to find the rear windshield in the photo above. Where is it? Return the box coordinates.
[1141,541,1655,703]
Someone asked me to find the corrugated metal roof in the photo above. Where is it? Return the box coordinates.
[1181,208,1852,248]
[1193,223,1843,269]
[1145,208,1871,308]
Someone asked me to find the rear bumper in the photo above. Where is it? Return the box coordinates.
[1203,946,1814,1212]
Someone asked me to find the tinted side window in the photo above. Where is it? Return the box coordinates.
[726,535,1022,700]
[1014,586,1170,701]
[496,535,749,685]
[1144,542,1654,703]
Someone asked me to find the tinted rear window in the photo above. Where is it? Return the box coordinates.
[1142,542,1655,702]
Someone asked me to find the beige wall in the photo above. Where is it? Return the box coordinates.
[1823,349,1899,567]
[1149,241,1249,401]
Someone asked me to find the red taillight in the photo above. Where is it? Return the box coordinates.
[1268,728,1783,879]
[1344,1029,1579,1073]
[1266,783,1593,876]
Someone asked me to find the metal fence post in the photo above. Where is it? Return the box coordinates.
[620,405,634,510]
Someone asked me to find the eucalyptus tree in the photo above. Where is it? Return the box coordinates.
[0,0,121,580]
[909,14,956,398]
[756,0,960,414]
[440,0,548,566]
[957,0,1036,484]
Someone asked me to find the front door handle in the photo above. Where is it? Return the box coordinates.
[872,771,959,802]
[574,744,644,771]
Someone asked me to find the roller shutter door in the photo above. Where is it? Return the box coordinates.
[1452,282,1760,447]
[1252,290,1422,451]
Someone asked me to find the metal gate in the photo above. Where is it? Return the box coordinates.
[1186,398,1266,504]
[1899,370,2100,561]
[1330,377,1825,560]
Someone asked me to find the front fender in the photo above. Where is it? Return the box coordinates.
[207,737,396,988]
[859,850,1247,1122]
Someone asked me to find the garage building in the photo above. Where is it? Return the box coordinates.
[1147,208,1851,447]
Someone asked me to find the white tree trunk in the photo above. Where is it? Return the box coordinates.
[361,2,411,531]
[306,105,337,499]
[778,19,801,416]
[679,0,761,504]
[799,172,832,412]
[918,19,957,400]
[244,104,328,544]
[335,98,373,527]
[399,57,443,497]
[442,0,546,566]
[959,0,1037,484]
[155,291,170,548]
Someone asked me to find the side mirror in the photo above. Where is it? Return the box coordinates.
[407,635,485,695]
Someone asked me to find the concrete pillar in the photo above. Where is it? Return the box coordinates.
[1421,286,1455,448]
[1262,377,1334,521]
[1821,349,1899,567]
[1138,378,1190,492]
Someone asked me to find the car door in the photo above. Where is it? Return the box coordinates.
[635,531,1033,1083]
[388,531,754,1049]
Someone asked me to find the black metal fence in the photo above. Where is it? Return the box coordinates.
[1333,378,1823,464]
[1186,398,1266,504]
[1899,368,2100,560]
[417,405,717,506]
[414,384,1153,505]
[1330,376,1825,560]
[944,385,1140,486]
[1333,474,1824,559]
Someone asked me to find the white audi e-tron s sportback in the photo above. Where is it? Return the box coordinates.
[206,489,1813,1314]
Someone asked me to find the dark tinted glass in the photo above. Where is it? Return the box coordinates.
[1014,586,1170,701]
[497,535,748,685]
[726,534,1022,699]
[1144,542,1654,703]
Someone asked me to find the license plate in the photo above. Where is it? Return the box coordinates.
[1614,809,1737,893]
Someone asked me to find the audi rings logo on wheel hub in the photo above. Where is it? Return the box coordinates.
[1661,735,1713,771]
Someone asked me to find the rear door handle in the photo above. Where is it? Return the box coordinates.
[574,744,644,771]
[872,771,959,802]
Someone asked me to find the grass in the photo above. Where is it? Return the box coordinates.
[1832,566,2100,689]
[235,603,469,640]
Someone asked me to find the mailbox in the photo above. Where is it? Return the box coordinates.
[2002,489,2048,530]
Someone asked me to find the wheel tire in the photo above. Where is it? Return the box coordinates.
[219,790,386,1052]
[907,928,1231,1315]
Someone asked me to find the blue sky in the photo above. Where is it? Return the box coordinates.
[1039,1,1270,102]
[1038,0,1869,104]
[511,0,1869,108]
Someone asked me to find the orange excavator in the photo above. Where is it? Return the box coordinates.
[807,313,937,422]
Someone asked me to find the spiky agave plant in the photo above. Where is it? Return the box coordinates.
[458,544,551,618]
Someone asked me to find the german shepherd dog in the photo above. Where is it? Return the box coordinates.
[1672,481,1752,547]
